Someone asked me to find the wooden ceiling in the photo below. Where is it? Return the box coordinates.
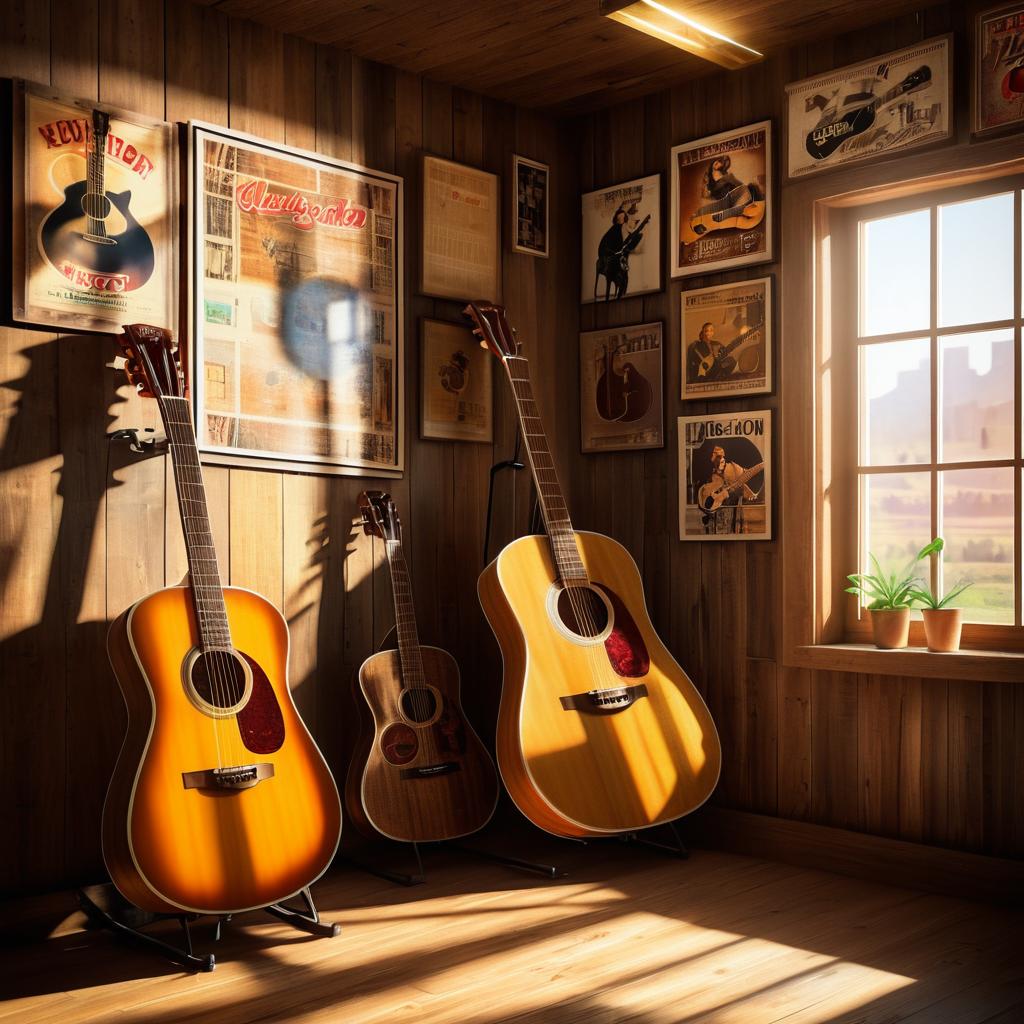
[200,0,929,113]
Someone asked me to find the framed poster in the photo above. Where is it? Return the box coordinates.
[974,6,1024,137]
[581,173,661,303]
[420,318,493,443]
[421,155,500,301]
[189,121,403,476]
[679,411,771,541]
[670,122,772,279]
[682,276,772,400]
[580,322,664,453]
[512,154,549,257]
[12,81,176,333]
[785,36,953,179]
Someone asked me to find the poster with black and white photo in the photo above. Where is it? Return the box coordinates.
[512,154,549,257]
[679,411,771,541]
[581,173,660,303]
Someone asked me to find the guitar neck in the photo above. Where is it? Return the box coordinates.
[383,539,426,687]
[722,322,764,357]
[159,396,231,650]
[87,122,108,238]
[503,356,588,585]
[727,461,764,493]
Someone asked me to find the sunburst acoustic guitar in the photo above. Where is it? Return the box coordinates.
[346,491,499,843]
[466,303,721,838]
[102,324,342,915]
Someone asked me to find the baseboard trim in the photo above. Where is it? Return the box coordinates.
[688,807,1024,906]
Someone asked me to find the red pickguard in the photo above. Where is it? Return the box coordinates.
[236,652,285,754]
[595,584,650,678]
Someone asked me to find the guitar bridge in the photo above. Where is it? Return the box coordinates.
[560,685,649,715]
[182,763,274,791]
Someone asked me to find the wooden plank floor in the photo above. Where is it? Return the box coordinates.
[1,839,1022,1024]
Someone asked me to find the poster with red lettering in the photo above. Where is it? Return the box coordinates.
[190,122,404,475]
[13,83,176,333]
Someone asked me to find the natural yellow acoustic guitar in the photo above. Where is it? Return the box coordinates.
[102,324,342,915]
[465,303,721,838]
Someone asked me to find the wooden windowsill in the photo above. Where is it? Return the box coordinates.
[791,644,1024,683]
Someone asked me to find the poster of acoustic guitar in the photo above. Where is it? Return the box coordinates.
[785,36,952,179]
[974,6,1024,137]
[13,83,176,333]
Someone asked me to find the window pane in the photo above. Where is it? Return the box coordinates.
[861,209,930,337]
[862,473,931,588]
[938,192,1014,328]
[940,467,1015,624]
[860,339,930,466]
[940,329,1015,462]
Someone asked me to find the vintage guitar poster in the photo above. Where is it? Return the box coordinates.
[190,122,403,475]
[679,411,771,541]
[14,84,176,333]
[785,37,952,179]
[580,322,663,453]
[420,319,493,443]
[670,122,772,279]
[975,6,1024,137]
[581,174,661,303]
[682,277,772,400]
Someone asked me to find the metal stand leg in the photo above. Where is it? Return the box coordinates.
[450,841,567,879]
[341,841,426,887]
[264,887,341,937]
[621,820,690,859]
[77,884,216,973]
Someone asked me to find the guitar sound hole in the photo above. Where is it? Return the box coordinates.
[190,651,248,709]
[400,688,437,723]
[82,191,112,220]
[556,586,610,639]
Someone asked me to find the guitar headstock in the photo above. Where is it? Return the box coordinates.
[92,108,110,138]
[359,490,402,543]
[463,303,520,362]
[118,324,185,400]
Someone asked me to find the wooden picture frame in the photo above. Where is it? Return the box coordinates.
[420,318,493,443]
[973,6,1024,138]
[11,80,177,334]
[580,321,664,453]
[678,410,771,541]
[670,122,772,279]
[581,173,661,303]
[784,36,953,180]
[189,120,404,477]
[420,154,500,301]
[682,276,773,400]
[511,154,549,258]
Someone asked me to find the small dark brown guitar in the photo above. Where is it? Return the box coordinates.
[345,491,499,843]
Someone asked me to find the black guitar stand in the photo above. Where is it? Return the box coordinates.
[340,840,426,887]
[77,882,338,973]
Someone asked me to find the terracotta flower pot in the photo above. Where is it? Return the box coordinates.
[869,607,910,650]
[922,607,963,652]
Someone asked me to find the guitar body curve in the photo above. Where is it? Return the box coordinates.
[479,532,721,837]
[347,646,499,843]
[102,584,342,915]
[680,201,765,246]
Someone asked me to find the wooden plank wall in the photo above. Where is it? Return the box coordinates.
[573,0,1024,860]
[0,0,577,895]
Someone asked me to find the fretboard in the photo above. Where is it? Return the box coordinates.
[504,356,588,585]
[384,539,425,688]
[87,126,108,238]
[159,396,231,650]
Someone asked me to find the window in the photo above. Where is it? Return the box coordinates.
[845,180,1022,642]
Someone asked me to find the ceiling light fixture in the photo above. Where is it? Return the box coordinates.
[600,0,763,70]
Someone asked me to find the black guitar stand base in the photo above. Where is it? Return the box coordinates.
[450,840,566,880]
[77,882,338,973]
[340,841,426,887]
[573,820,689,860]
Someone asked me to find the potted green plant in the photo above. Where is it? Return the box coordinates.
[846,539,942,650]
[910,561,973,653]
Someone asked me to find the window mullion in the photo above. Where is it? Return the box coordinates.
[1015,188,1022,628]
[930,204,940,599]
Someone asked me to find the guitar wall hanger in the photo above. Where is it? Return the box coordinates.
[107,426,167,455]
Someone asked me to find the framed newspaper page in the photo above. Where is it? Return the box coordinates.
[682,276,772,400]
[582,173,661,303]
[189,121,403,476]
[420,318,493,443]
[670,122,772,278]
[974,6,1024,138]
[421,155,500,301]
[580,322,664,453]
[512,154,549,257]
[679,410,771,541]
[785,36,953,179]
[12,80,176,334]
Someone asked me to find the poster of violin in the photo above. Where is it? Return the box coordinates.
[581,174,661,303]
[12,82,176,333]
[682,277,772,400]
[784,36,952,179]
[579,322,663,453]
[974,6,1024,137]
[670,121,772,279]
